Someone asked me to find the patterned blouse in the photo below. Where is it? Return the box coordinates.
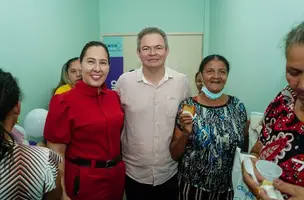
[259,86,304,198]
[177,96,247,192]
[0,144,61,200]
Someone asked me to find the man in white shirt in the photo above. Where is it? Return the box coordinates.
[116,27,191,200]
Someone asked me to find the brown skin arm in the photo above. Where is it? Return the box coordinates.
[170,111,193,161]
[43,169,62,200]
[250,140,263,158]
[46,142,70,200]
[170,126,191,161]
[242,157,270,200]
[242,140,267,199]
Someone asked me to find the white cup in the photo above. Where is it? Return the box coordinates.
[256,160,283,182]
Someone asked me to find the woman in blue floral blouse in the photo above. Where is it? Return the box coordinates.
[170,54,248,200]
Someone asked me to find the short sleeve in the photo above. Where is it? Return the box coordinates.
[44,95,72,144]
[236,99,248,124]
[44,149,62,193]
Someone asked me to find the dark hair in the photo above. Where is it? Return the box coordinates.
[64,57,79,73]
[285,21,304,57]
[195,71,201,79]
[80,41,110,64]
[199,54,230,73]
[0,69,21,160]
[52,57,79,95]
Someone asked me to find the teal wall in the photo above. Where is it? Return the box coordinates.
[2,0,304,124]
[207,0,304,114]
[0,0,100,124]
[99,0,304,114]
[99,0,206,34]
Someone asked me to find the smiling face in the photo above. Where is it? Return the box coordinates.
[137,33,168,69]
[202,59,228,93]
[81,46,109,87]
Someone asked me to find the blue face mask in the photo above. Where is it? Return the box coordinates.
[201,86,224,100]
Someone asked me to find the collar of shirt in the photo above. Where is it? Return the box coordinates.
[75,80,107,96]
[136,67,173,86]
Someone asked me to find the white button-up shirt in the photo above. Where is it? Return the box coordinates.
[116,67,191,185]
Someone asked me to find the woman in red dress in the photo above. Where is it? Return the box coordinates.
[44,41,125,200]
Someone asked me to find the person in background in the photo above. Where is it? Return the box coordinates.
[0,69,62,200]
[53,57,82,95]
[243,22,304,200]
[195,71,203,93]
[45,41,125,200]
[116,27,191,200]
[170,55,248,200]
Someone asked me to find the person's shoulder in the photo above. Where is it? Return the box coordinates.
[167,68,188,89]
[50,92,66,105]
[118,70,138,81]
[180,96,194,105]
[264,86,295,114]
[167,68,187,79]
[266,86,294,107]
[54,84,72,95]
[15,144,55,163]
[229,95,247,112]
[116,69,139,91]
[104,88,120,98]
[52,86,75,104]
[229,95,244,104]
[278,86,295,100]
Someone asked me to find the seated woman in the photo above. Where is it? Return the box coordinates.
[53,57,82,95]
[0,69,62,200]
[243,22,304,200]
[170,55,248,200]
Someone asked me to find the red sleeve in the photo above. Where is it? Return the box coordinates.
[44,95,71,144]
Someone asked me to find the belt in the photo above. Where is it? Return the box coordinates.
[68,155,121,168]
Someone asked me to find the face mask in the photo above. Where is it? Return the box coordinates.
[201,86,224,100]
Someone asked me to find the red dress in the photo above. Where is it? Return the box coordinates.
[44,80,125,200]
[259,86,304,199]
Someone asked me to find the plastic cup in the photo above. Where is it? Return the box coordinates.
[256,160,283,182]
